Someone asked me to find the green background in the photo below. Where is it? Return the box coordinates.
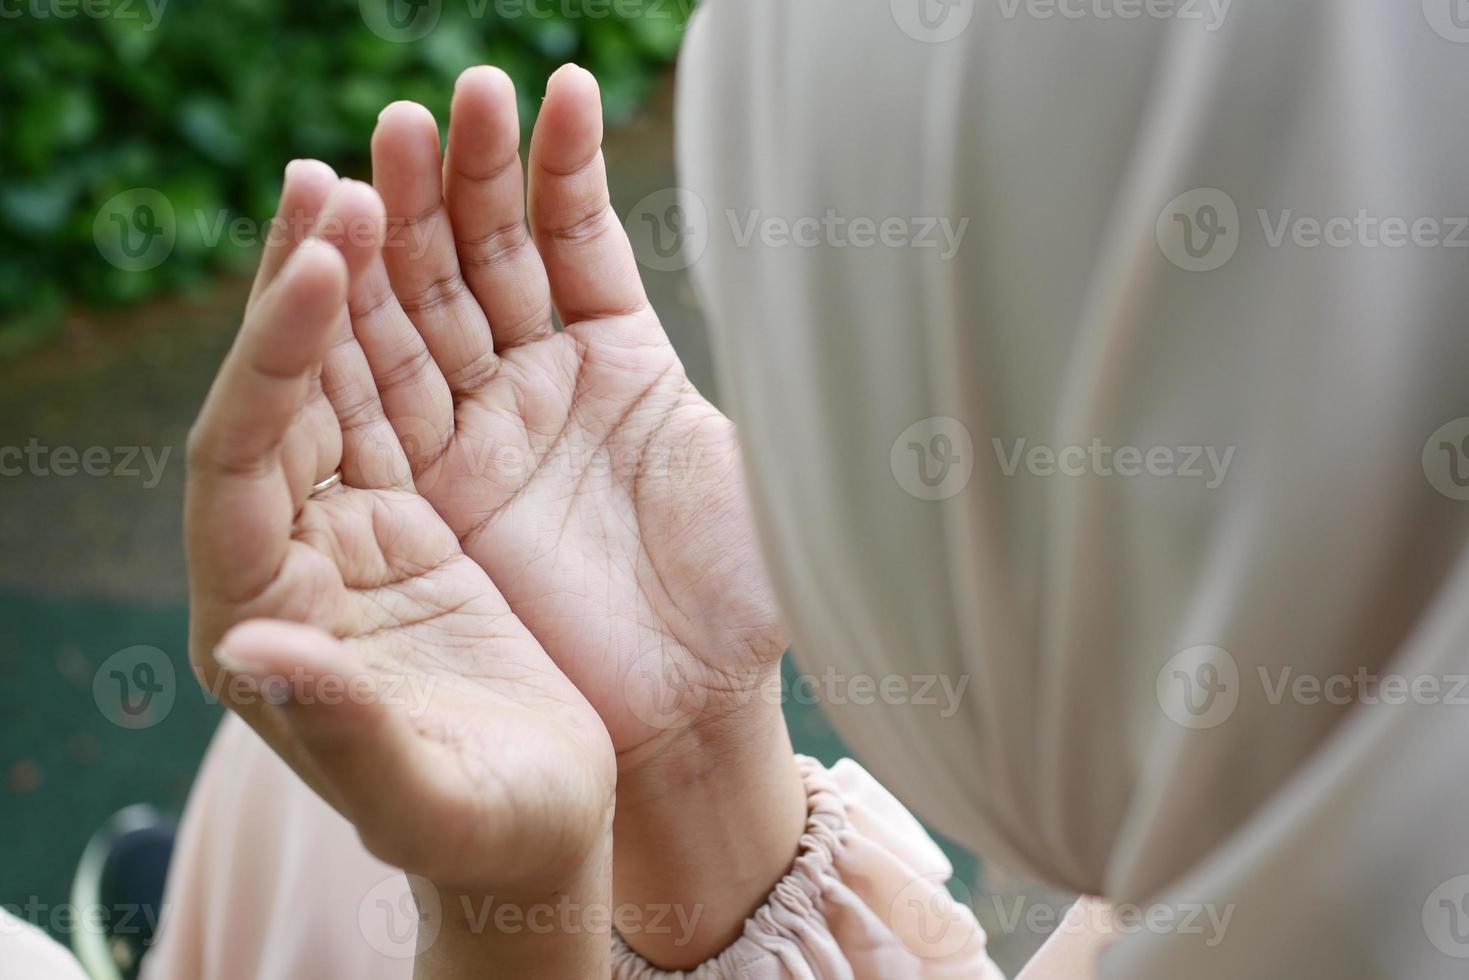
[0,0,687,356]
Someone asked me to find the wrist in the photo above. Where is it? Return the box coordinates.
[615,656,787,804]
[415,837,613,980]
[612,684,807,969]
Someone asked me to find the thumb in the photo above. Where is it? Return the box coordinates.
[213,620,434,843]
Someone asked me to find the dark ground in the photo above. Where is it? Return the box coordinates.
[0,78,1064,973]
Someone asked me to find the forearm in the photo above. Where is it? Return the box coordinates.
[612,694,807,970]
[414,843,614,980]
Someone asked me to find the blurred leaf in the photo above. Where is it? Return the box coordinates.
[0,0,694,336]
[0,180,78,239]
[513,15,580,60]
[423,19,486,80]
[100,12,165,66]
[178,98,247,167]
[14,87,99,170]
[628,11,687,59]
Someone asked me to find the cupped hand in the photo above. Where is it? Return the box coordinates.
[184,166,615,898]
[348,64,788,776]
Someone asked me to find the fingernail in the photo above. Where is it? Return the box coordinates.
[378,100,429,125]
[214,643,269,676]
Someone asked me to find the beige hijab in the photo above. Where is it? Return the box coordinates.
[674,0,1469,975]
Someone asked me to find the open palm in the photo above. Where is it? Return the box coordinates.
[184,171,613,892]
[348,66,787,767]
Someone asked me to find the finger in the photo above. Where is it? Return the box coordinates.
[528,65,649,327]
[249,159,339,309]
[191,240,348,478]
[248,163,347,491]
[311,181,415,492]
[324,319,417,494]
[195,200,387,479]
[346,253,455,479]
[372,101,500,397]
[444,66,555,350]
[282,391,342,498]
[186,240,349,601]
[213,620,439,849]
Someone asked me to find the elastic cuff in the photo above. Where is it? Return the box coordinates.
[610,755,845,979]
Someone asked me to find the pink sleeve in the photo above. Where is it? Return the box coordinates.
[141,716,415,980]
[0,911,91,980]
[611,756,1007,980]
[146,721,1104,980]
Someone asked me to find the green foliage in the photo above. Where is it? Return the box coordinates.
[0,0,690,349]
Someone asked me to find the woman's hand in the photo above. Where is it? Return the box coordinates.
[349,64,809,965]
[358,63,788,776]
[184,166,615,977]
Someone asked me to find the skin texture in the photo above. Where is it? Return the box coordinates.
[355,65,809,966]
[185,169,614,979]
[358,65,789,771]
[189,64,807,974]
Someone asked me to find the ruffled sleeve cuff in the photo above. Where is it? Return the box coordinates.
[611,755,1006,979]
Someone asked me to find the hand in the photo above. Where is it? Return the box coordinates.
[356,63,784,776]
[183,166,615,963]
[350,65,808,966]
